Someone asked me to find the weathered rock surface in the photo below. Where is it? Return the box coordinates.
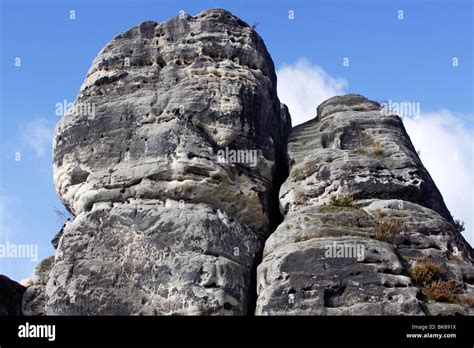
[20,278,33,287]
[20,256,54,316]
[22,285,46,316]
[0,275,26,315]
[53,8,289,233]
[36,8,472,316]
[256,94,474,315]
[47,8,290,315]
[31,256,54,286]
[47,200,263,315]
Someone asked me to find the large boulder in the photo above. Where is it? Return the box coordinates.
[47,8,291,315]
[31,256,54,286]
[0,275,26,315]
[21,256,55,316]
[41,8,472,316]
[256,94,474,315]
[22,285,46,316]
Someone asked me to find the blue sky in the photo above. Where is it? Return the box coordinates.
[0,0,472,281]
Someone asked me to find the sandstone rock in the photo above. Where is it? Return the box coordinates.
[21,256,54,315]
[256,94,474,315]
[40,8,472,316]
[51,222,68,249]
[426,302,471,316]
[0,275,26,315]
[256,237,424,315]
[20,278,33,287]
[31,256,54,286]
[47,8,290,315]
[47,200,262,315]
[280,94,452,220]
[52,8,290,233]
[22,285,46,316]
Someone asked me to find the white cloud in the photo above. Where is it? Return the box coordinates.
[277,58,348,126]
[404,111,474,245]
[20,118,54,158]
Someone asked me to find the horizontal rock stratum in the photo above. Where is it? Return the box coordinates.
[14,9,473,316]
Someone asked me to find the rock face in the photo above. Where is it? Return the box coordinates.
[0,275,26,315]
[22,285,47,316]
[256,94,474,315]
[21,256,54,316]
[47,8,290,315]
[39,9,472,316]
[31,256,54,286]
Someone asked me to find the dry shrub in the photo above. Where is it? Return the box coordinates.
[329,194,357,208]
[356,133,384,158]
[422,279,458,302]
[374,217,405,243]
[294,232,311,243]
[409,256,443,285]
[372,143,383,157]
[460,295,474,307]
[359,133,374,147]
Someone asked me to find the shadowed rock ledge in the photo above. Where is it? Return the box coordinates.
[0,275,26,315]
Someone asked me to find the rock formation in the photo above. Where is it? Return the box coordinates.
[256,94,474,315]
[0,275,26,315]
[20,256,54,316]
[46,8,290,315]
[10,9,472,316]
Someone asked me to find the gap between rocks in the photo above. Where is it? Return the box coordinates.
[247,136,291,315]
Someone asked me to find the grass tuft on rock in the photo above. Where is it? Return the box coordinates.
[329,194,357,208]
[374,217,405,243]
[409,256,443,286]
[371,143,383,157]
[460,295,474,307]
